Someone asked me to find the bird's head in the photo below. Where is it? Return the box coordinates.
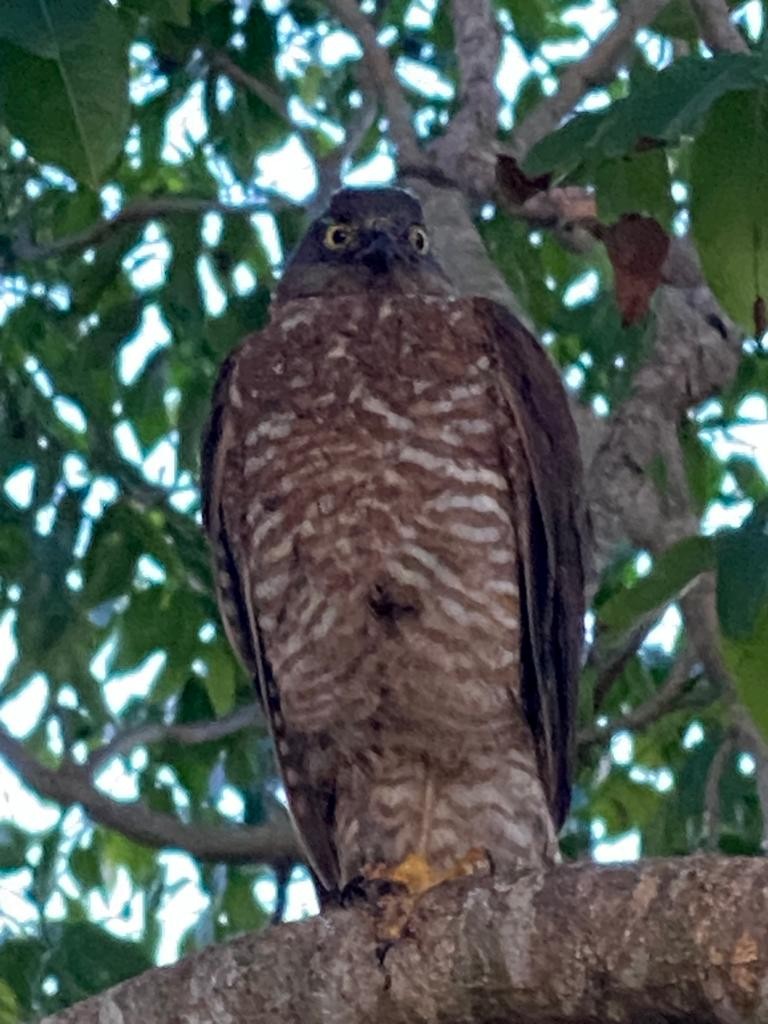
[276,187,454,301]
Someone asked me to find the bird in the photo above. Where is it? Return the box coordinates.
[201,186,585,899]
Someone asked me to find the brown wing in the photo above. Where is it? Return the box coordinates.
[474,297,587,829]
[201,346,340,889]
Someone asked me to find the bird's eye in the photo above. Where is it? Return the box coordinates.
[408,225,429,254]
[324,224,353,250]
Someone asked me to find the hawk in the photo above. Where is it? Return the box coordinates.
[202,187,584,895]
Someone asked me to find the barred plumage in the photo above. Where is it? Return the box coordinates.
[202,188,584,892]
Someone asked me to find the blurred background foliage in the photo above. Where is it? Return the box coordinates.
[0,0,767,1017]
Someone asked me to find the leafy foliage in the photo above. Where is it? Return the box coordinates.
[0,0,766,1016]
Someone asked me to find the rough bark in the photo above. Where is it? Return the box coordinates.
[42,858,768,1024]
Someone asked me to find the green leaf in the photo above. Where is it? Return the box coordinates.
[0,0,100,58]
[70,844,102,891]
[0,4,129,187]
[123,0,191,25]
[82,503,143,607]
[691,88,768,330]
[0,825,27,871]
[592,770,663,834]
[202,642,237,716]
[222,873,268,933]
[594,149,674,227]
[0,980,20,1024]
[723,604,768,740]
[47,922,153,998]
[599,536,716,633]
[525,54,768,177]
[0,938,46,1017]
[680,419,725,515]
[716,508,768,639]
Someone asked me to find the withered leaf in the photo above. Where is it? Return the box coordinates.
[496,153,551,206]
[754,295,766,338]
[599,214,670,325]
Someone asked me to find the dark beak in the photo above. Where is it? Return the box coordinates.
[358,231,398,274]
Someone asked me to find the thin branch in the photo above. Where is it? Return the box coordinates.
[508,0,675,160]
[689,0,749,53]
[313,89,378,213]
[588,615,658,712]
[325,0,422,164]
[0,725,300,864]
[702,729,735,851]
[85,703,262,775]
[209,50,294,123]
[9,197,278,264]
[208,50,318,157]
[732,707,768,852]
[578,643,698,747]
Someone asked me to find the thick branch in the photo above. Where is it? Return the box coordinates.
[690,0,749,53]
[450,0,500,134]
[587,239,743,575]
[325,0,422,164]
[42,858,768,1024]
[0,726,300,864]
[432,0,502,195]
[509,0,674,160]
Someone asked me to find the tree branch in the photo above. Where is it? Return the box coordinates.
[703,728,736,850]
[578,643,699,747]
[586,238,743,575]
[41,858,768,1024]
[0,725,300,864]
[508,0,675,161]
[8,196,278,265]
[208,50,294,124]
[325,0,422,164]
[85,703,262,775]
[689,0,749,53]
[431,0,502,195]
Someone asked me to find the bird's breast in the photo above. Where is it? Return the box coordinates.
[226,295,525,743]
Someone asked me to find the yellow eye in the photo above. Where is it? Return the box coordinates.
[324,223,354,250]
[408,225,429,254]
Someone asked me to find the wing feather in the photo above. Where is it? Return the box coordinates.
[474,297,587,828]
[201,348,339,889]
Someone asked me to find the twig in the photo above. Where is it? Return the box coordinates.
[9,196,278,264]
[689,0,749,53]
[209,50,318,157]
[588,615,659,712]
[313,89,378,213]
[0,725,300,864]
[732,708,768,852]
[325,0,422,164]
[508,0,675,160]
[86,702,262,775]
[578,643,697,747]
[209,50,293,123]
[702,728,735,851]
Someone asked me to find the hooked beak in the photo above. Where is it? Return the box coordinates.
[358,230,398,274]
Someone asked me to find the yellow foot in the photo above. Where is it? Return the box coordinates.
[368,848,490,895]
[363,848,491,943]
